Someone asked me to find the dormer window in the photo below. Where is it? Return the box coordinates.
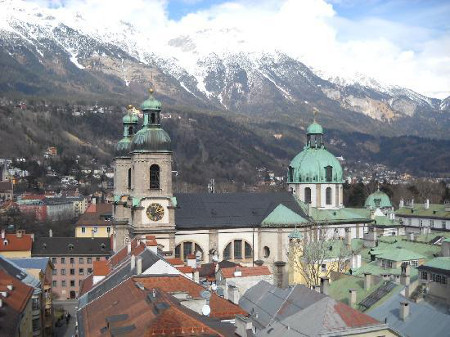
[68,244,74,251]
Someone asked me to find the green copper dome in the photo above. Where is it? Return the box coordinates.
[288,147,343,183]
[288,119,342,183]
[123,113,139,123]
[140,89,161,111]
[307,122,323,135]
[131,127,172,152]
[365,189,392,209]
[115,137,132,157]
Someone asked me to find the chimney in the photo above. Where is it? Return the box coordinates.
[401,264,411,286]
[345,229,352,247]
[409,232,415,241]
[320,277,329,295]
[194,270,200,283]
[49,229,53,237]
[136,256,142,275]
[400,302,410,321]
[186,254,196,268]
[16,230,23,238]
[364,273,372,291]
[425,199,430,209]
[127,242,131,255]
[1,229,5,239]
[227,284,240,304]
[399,199,404,208]
[312,285,321,293]
[130,255,136,271]
[411,199,414,208]
[0,299,2,308]
[349,289,357,308]
[145,236,158,254]
[6,284,13,291]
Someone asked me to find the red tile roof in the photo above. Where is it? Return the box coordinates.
[134,275,247,319]
[21,194,45,200]
[334,302,379,328]
[145,235,157,247]
[0,233,33,252]
[79,278,226,337]
[0,270,33,312]
[176,266,195,274]
[79,274,94,296]
[220,266,271,279]
[165,258,184,266]
[108,238,145,268]
[76,203,113,226]
[93,260,110,276]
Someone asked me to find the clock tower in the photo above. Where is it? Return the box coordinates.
[119,89,176,254]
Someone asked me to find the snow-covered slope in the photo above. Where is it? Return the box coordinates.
[0,0,449,125]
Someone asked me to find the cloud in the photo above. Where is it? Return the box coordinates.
[30,0,450,98]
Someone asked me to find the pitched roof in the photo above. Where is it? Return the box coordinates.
[418,257,450,275]
[396,203,450,219]
[220,266,271,278]
[0,269,34,312]
[174,192,309,229]
[32,237,111,256]
[0,232,33,252]
[0,255,41,290]
[261,204,308,226]
[368,294,450,337]
[258,297,384,337]
[239,280,326,329]
[8,257,50,272]
[93,260,110,276]
[76,203,113,226]
[134,275,247,319]
[165,258,184,266]
[375,247,425,262]
[77,278,227,337]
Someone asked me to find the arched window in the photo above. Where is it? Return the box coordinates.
[326,187,332,205]
[223,240,252,260]
[150,164,160,189]
[325,166,333,182]
[151,113,156,124]
[174,241,203,261]
[304,187,312,204]
[288,166,294,182]
[127,168,132,190]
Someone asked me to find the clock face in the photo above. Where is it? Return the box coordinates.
[146,203,164,221]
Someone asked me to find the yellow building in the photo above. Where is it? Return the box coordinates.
[75,203,114,238]
[288,231,352,286]
[0,230,33,258]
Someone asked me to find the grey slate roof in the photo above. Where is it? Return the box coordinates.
[174,192,309,229]
[0,255,41,293]
[78,248,161,309]
[32,237,111,256]
[9,257,50,272]
[368,293,450,337]
[258,297,386,337]
[239,280,326,329]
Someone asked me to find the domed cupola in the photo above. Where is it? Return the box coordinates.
[115,105,139,157]
[131,89,172,153]
[287,114,343,184]
[287,109,344,208]
[365,187,392,209]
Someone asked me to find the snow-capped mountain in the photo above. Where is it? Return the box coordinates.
[1,0,449,133]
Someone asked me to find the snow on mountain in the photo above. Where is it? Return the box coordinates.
[0,0,448,123]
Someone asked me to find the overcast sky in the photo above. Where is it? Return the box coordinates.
[33,0,450,98]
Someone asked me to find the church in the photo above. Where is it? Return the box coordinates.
[112,90,375,276]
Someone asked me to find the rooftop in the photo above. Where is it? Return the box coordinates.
[396,203,450,219]
[368,293,450,337]
[374,247,425,262]
[220,266,271,279]
[0,232,33,252]
[419,257,450,273]
[134,275,246,319]
[32,237,111,256]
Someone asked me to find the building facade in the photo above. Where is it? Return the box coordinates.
[112,92,374,283]
[31,237,111,299]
